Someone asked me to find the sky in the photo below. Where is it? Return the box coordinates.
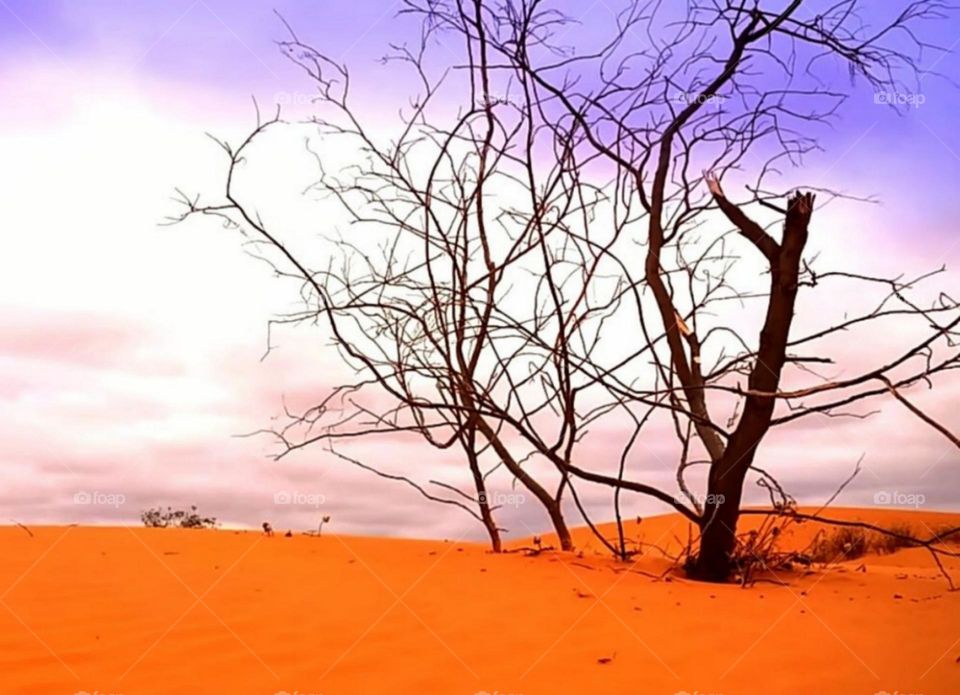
[1,0,959,541]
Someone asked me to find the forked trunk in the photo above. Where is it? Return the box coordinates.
[691,191,815,581]
[473,414,574,551]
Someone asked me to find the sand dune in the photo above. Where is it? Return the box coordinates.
[1,507,958,694]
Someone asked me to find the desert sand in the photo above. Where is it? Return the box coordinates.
[1,507,958,694]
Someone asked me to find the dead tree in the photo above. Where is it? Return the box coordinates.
[400,0,959,579]
[171,6,630,551]
[173,0,959,578]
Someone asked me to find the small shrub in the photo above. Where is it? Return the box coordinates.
[870,522,916,555]
[722,517,801,585]
[808,527,869,563]
[807,523,924,563]
[141,505,218,529]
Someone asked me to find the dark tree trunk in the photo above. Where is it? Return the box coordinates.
[545,499,574,551]
[693,191,815,581]
[465,432,503,553]
[473,414,574,551]
[477,496,503,553]
[695,465,748,581]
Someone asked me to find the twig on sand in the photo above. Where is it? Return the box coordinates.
[10,520,33,538]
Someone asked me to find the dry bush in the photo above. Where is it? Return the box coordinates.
[698,510,959,589]
[695,515,814,586]
[807,527,870,563]
[141,505,218,529]
[807,523,920,563]
[870,522,918,555]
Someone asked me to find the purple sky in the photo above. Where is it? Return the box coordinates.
[1,1,959,539]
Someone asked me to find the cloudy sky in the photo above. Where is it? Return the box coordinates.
[2,0,958,541]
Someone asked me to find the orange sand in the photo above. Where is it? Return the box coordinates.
[1,507,958,694]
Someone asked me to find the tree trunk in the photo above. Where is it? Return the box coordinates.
[468,449,502,553]
[694,419,769,580]
[478,497,503,553]
[473,414,574,551]
[694,467,747,581]
[693,191,815,581]
[545,499,573,551]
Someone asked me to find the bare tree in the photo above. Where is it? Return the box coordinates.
[173,0,959,581]
[415,0,959,580]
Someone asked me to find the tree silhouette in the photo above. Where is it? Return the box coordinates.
[172,0,959,581]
